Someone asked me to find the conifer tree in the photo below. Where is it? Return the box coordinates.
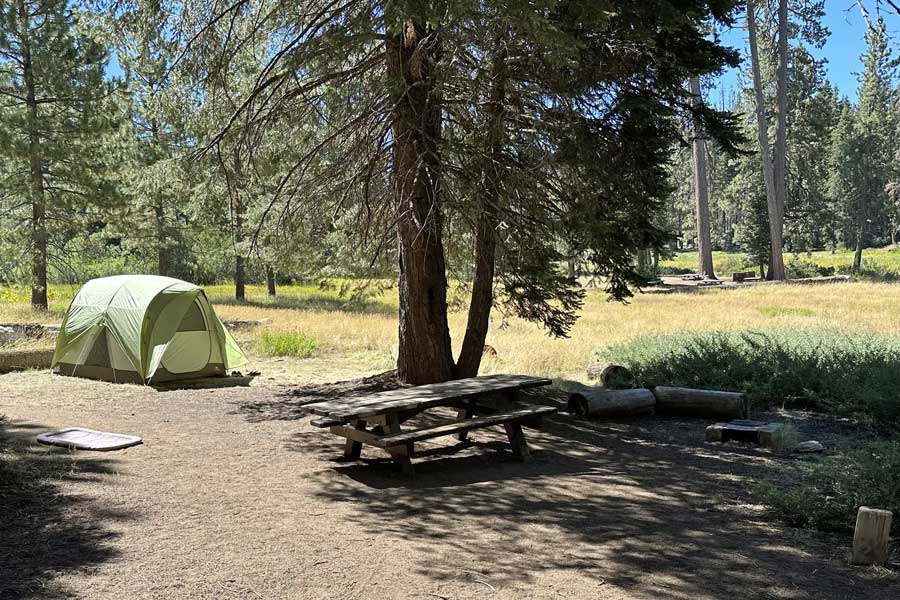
[0,0,114,308]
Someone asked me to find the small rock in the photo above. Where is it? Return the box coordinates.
[796,440,825,453]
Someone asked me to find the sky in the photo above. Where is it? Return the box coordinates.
[710,0,900,104]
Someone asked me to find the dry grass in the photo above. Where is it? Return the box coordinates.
[5,279,900,382]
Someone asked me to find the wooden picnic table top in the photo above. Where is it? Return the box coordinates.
[304,373,551,422]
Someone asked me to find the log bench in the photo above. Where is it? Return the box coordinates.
[303,374,556,475]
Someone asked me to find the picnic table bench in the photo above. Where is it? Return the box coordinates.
[303,374,556,474]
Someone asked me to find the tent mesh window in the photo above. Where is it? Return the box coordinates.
[84,331,111,367]
[178,300,207,332]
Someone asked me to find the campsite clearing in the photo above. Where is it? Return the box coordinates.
[2,371,897,600]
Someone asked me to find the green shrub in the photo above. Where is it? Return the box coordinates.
[600,329,900,426]
[256,330,318,358]
[758,440,900,534]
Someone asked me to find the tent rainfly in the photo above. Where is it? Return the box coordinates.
[52,275,248,384]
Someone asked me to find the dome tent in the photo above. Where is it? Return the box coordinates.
[52,275,248,384]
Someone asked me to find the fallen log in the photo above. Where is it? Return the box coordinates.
[568,385,656,418]
[653,386,747,419]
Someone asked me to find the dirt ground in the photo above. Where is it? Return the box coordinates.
[1,371,897,600]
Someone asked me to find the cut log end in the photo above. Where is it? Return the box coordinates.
[851,506,893,566]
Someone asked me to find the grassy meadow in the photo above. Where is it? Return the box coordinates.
[6,277,900,383]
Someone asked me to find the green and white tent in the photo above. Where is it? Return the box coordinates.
[52,275,248,384]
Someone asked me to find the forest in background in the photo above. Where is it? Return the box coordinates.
[0,1,897,321]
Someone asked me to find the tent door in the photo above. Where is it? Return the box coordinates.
[160,299,213,374]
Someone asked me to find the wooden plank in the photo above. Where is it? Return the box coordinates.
[311,417,343,428]
[304,374,546,413]
[305,374,551,421]
[378,405,556,447]
[851,506,893,566]
[330,423,385,447]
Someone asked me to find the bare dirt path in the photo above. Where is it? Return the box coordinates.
[1,371,896,599]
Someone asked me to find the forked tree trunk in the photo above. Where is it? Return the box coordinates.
[388,19,456,384]
[771,0,789,280]
[19,3,47,310]
[747,0,785,281]
[266,265,276,297]
[457,39,507,379]
[689,76,715,279]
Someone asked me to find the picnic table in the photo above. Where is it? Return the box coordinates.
[303,374,557,474]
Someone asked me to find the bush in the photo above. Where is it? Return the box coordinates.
[256,330,318,358]
[600,329,900,427]
[758,440,900,534]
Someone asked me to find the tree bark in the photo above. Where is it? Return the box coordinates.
[568,386,656,418]
[771,0,789,280]
[689,76,716,279]
[388,19,456,384]
[19,2,47,310]
[457,39,507,378]
[653,386,748,419]
[266,264,277,297]
[853,220,865,273]
[154,200,169,276]
[232,152,246,301]
[747,0,785,280]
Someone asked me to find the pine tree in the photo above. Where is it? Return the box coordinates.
[0,0,114,308]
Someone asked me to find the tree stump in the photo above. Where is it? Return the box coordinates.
[851,507,892,566]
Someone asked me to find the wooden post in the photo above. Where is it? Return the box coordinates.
[384,413,415,475]
[504,423,531,462]
[344,420,367,459]
[851,507,892,566]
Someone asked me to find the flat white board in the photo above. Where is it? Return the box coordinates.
[36,427,143,451]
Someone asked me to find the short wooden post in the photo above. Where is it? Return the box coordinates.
[851,506,892,566]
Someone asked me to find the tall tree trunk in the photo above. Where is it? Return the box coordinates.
[150,121,169,277]
[154,200,169,276]
[457,39,507,378]
[747,0,785,280]
[388,19,455,384]
[689,76,716,279]
[853,200,867,273]
[266,265,276,297]
[770,0,789,280]
[19,4,47,310]
[232,152,246,302]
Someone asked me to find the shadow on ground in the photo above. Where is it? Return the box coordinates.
[0,419,136,599]
[238,379,899,599]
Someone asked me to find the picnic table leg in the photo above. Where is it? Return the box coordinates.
[384,413,415,475]
[504,422,531,462]
[344,420,367,459]
[456,400,476,441]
